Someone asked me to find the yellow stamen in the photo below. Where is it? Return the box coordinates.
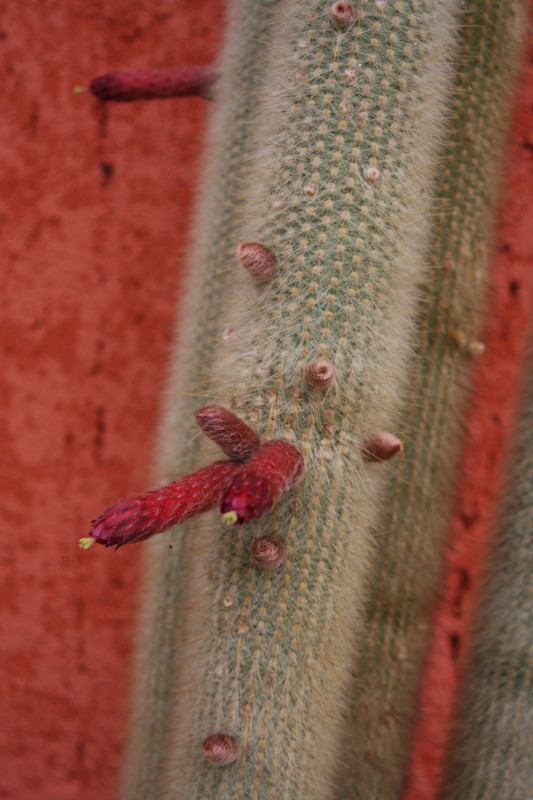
[73,85,85,95]
[221,511,238,526]
[79,537,95,549]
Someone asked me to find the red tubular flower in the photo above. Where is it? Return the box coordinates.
[220,440,305,525]
[80,460,238,549]
[194,405,261,463]
[89,66,219,103]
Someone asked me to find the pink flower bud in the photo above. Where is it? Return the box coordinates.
[362,432,404,463]
[194,405,261,462]
[236,242,278,280]
[89,66,218,102]
[202,733,239,766]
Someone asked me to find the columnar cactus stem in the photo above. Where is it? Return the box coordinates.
[117,1,527,799]
[439,335,533,797]
[337,2,527,798]
[121,2,462,798]
[120,4,293,795]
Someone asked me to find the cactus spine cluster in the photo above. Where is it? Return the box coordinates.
[117,1,527,799]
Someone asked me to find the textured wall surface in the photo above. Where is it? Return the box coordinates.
[0,2,223,798]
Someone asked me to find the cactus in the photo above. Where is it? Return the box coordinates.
[438,336,533,799]
[88,66,219,102]
[336,2,527,798]
[85,1,528,798]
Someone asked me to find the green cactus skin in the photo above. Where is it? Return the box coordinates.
[336,2,527,798]
[119,1,524,799]
[439,338,533,799]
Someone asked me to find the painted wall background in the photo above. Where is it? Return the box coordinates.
[1,2,223,798]
[1,2,532,799]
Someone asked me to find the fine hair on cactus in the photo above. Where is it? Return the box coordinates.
[82,1,530,799]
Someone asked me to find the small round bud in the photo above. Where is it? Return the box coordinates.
[251,536,287,569]
[306,359,336,388]
[202,733,239,766]
[237,242,278,280]
[362,432,404,463]
[329,2,356,28]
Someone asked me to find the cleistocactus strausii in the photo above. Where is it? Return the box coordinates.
[336,2,527,798]
[85,1,527,798]
[439,332,533,799]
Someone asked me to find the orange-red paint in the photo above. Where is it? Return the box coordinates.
[0,2,223,798]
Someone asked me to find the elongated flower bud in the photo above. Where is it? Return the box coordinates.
[220,440,305,525]
[81,460,238,549]
[89,66,218,103]
[194,405,261,462]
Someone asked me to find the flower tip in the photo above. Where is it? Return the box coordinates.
[221,510,239,526]
[79,537,96,549]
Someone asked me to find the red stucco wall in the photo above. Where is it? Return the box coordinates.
[1,3,223,798]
